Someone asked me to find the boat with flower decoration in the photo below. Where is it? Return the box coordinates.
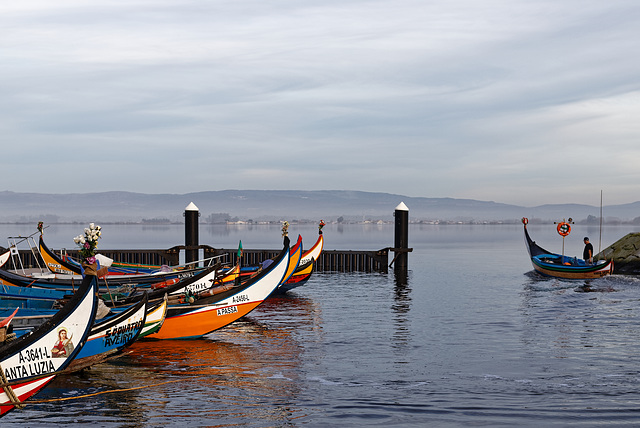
[522,217,613,279]
[1,223,209,294]
[38,233,195,277]
[27,220,322,292]
[1,232,292,340]
[0,256,237,315]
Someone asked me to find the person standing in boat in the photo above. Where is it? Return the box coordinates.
[583,237,594,264]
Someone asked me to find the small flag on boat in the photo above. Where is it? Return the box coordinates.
[237,241,243,258]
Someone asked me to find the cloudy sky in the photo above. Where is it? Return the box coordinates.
[2,1,639,207]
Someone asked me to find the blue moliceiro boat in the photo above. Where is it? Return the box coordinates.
[523,218,613,279]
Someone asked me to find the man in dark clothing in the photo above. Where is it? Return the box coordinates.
[583,237,594,264]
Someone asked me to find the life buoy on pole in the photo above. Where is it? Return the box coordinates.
[557,222,571,236]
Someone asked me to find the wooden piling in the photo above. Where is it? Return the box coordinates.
[184,202,200,265]
[391,202,411,272]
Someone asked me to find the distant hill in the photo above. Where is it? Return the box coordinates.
[0,190,638,224]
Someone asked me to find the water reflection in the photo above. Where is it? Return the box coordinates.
[392,268,412,353]
[33,367,150,423]
[128,335,306,425]
[10,295,319,427]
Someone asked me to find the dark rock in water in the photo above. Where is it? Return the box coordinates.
[575,284,615,293]
[595,232,640,274]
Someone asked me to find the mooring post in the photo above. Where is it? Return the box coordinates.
[184,202,200,265]
[393,201,410,272]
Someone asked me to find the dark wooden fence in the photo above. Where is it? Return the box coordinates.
[5,246,390,273]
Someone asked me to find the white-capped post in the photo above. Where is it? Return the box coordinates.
[393,202,410,271]
[184,202,200,265]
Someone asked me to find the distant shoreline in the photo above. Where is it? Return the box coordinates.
[0,219,638,226]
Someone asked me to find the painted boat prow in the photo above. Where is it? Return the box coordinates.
[281,235,303,285]
[73,292,148,364]
[0,308,19,329]
[0,274,97,416]
[39,235,82,276]
[299,232,323,266]
[140,295,168,338]
[0,249,10,269]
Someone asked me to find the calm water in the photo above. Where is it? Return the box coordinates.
[3,223,640,426]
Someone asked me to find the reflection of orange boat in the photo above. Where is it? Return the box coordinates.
[128,295,316,378]
[123,335,306,423]
[36,287,319,424]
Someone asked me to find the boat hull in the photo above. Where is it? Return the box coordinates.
[531,256,614,279]
[0,376,54,416]
[71,294,147,366]
[151,301,263,340]
[277,260,314,293]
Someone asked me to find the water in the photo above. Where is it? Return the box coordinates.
[3,223,640,426]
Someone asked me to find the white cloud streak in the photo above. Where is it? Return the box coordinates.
[1,0,639,206]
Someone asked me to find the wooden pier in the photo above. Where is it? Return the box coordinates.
[6,245,391,274]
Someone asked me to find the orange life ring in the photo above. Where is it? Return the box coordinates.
[557,222,571,236]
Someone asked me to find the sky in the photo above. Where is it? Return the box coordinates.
[2,0,639,207]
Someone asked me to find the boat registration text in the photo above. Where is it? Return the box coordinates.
[217,306,238,316]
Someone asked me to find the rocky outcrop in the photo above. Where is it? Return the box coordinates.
[595,233,640,274]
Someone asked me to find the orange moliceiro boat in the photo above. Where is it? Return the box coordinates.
[149,235,292,340]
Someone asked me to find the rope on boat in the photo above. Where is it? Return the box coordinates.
[0,363,25,409]
[18,379,183,405]
[0,351,127,395]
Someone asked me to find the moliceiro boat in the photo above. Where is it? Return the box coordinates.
[0,274,97,416]
[148,234,292,340]
[522,218,613,280]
